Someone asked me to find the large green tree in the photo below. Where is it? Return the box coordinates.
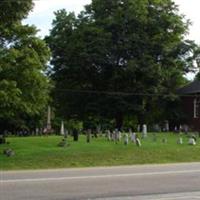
[47,0,200,129]
[0,0,51,132]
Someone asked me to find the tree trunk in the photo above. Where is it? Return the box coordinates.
[115,113,123,130]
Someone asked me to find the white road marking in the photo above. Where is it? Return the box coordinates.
[2,169,200,183]
[94,192,200,200]
[95,195,200,200]
[154,196,200,200]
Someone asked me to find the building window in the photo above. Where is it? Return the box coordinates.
[194,98,200,118]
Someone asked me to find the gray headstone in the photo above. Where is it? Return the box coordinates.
[124,133,129,145]
[3,149,15,157]
[165,120,169,132]
[142,124,147,138]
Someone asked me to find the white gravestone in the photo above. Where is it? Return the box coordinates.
[118,130,122,141]
[188,138,196,145]
[124,133,129,145]
[142,124,147,138]
[165,121,169,132]
[106,130,111,141]
[60,121,65,136]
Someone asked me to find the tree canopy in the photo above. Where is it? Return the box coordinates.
[46,0,200,128]
[0,0,51,132]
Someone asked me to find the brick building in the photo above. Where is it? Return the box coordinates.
[178,80,200,131]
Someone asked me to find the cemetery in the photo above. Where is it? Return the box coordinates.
[1,81,200,170]
[1,127,200,170]
[1,0,200,172]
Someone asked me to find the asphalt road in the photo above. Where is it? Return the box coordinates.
[1,163,200,200]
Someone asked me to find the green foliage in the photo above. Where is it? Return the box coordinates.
[47,0,200,127]
[0,0,51,131]
[0,0,33,25]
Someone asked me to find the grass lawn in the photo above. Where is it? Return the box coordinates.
[0,133,200,170]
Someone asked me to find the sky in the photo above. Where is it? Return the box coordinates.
[24,0,91,37]
[24,0,200,44]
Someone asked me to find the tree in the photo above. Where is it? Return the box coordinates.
[47,0,200,129]
[0,0,51,133]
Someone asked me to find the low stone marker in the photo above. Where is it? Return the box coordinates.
[58,138,68,147]
[162,138,167,143]
[3,148,15,157]
[188,138,196,145]
[177,137,183,144]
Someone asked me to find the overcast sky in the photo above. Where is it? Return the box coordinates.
[24,0,200,44]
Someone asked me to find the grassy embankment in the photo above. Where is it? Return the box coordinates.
[0,133,200,170]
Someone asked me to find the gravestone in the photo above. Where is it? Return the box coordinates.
[142,124,147,138]
[86,129,91,143]
[174,126,178,133]
[177,137,183,144]
[191,134,197,142]
[3,149,15,157]
[111,130,115,141]
[106,130,111,141]
[124,133,129,145]
[162,138,167,143]
[96,126,102,137]
[64,129,68,138]
[188,138,196,145]
[58,138,67,147]
[73,128,79,141]
[117,130,122,141]
[154,124,160,132]
[179,125,183,132]
[60,121,65,136]
[136,138,141,147]
[113,129,118,143]
[165,121,169,132]
[137,125,140,132]
[183,125,189,135]
[35,128,39,136]
[129,129,136,143]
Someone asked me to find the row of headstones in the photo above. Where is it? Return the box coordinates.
[59,126,198,147]
[59,123,190,138]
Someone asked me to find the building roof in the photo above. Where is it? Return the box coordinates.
[178,80,200,94]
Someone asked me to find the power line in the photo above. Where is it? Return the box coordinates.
[54,88,200,97]
[0,0,41,1]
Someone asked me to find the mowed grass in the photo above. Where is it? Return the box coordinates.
[0,133,200,170]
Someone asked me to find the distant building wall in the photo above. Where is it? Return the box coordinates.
[182,95,200,131]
